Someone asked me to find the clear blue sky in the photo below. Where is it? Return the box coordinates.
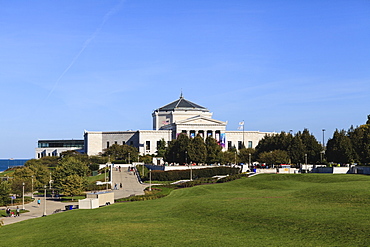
[1,1,369,158]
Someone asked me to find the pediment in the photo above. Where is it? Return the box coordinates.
[176,115,227,125]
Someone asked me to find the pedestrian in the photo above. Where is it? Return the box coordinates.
[37,199,41,207]
[5,207,10,217]
[114,183,118,190]
[119,166,121,172]
[16,206,20,217]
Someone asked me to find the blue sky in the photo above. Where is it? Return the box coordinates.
[1,1,369,158]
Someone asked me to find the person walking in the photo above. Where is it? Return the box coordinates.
[16,206,20,217]
[37,198,41,207]
[5,207,10,217]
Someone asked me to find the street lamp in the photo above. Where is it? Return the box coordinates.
[43,185,47,216]
[322,129,326,148]
[249,153,251,170]
[149,169,152,191]
[128,153,131,164]
[22,182,25,210]
[31,175,34,199]
[305,154,308,173]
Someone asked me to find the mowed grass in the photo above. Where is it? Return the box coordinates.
[1,174,370,246]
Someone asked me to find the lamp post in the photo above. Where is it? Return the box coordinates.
[105,164,108,191]
[149,169,152,191]
[322,129,326,148]
[305,154,308,173]
[22,182,25,210]
[249,153,251,170]
[49,172,52,190]
[43,185,47,216]
[190,163,193,181]
[128,153,131,164]
[31,175,34,199]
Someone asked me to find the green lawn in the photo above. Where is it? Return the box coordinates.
[1,174,370,246]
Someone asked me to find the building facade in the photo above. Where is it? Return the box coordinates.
[35,140,84,158]
[83,95,272,156]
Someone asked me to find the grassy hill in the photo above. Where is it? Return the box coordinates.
[1,174,370,246]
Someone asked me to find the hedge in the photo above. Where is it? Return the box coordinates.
[142,167,240,181]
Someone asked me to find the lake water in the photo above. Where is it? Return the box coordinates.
[0,159,28,172]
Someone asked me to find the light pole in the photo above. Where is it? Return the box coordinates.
[149,169,152,191]
[49,172,52,190]
[43,185,47,216]
[105,164,109,191]
[322,129,326,148]
[31,175,34,199]
[190,163,193,181]
[22,182,25,210]
[128,153,131,164]
[305,154,308,173]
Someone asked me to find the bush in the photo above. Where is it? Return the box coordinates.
[143,167,240,181]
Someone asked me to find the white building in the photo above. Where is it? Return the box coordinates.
[84,94,272,156]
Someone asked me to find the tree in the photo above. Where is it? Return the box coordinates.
[59,174,85,201]
[326,129,355,164]
[288,135,306,164]
[0,180,10,205]
[188,135,207,164]
[10,167,34,196]
[238,148,255,164]
[258,150,289,165]
[103,144,138,163]
[156,139,167,157]
[205,136,222,164]
[53,157,89,192]
[299,129,323,164]
[222,150,238,165]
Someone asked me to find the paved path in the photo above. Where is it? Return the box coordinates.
[111,166,148,199]
[1,166,147,226]
[1,196,78,226]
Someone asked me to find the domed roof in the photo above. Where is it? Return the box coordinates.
[157,94,209,112]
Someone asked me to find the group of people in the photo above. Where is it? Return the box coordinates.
[4,206,20,217]
[113,183,123,190]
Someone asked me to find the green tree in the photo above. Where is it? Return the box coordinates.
[222,150,238,165]
[326,129,356,164]
[288,135,306,164]
[156,139,167,157]
[103,144,138,163]
[299,129,323,164]
[188,135,207,164]
[59,174,85,200]
[0,180,10,205]
[205,136,222,164]
[258,150,289,165]
[238,148,255,164]
[53,157,89,192]
[10,167,34,196]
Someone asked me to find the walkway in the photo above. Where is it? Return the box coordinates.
[111,166,148,199]
[1,196,78,226]
[1,166,147,226]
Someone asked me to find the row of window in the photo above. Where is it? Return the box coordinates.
[106,140,252,151]
[228,141,253,149]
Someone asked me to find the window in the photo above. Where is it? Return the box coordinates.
[190,130,195,138]
[238,141,243,150]
[122,141,125,145]
[228,141,232,150]
[107,141,110,148]
[248,141,253,148]
[146,141,150,151]
[115,141,117,145]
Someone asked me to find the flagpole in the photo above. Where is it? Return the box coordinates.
[242,120,244,146]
